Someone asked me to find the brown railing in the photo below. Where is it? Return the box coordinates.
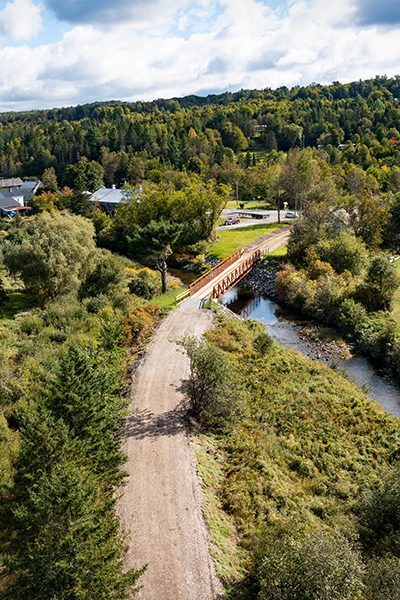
[212,249,261,298]
[189,249,242,295]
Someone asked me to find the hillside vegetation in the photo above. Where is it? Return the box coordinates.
[0,212,166,597]
[187,314,400,599]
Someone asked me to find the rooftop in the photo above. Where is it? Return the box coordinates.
[0,177,24,189]
[90,186,128,205]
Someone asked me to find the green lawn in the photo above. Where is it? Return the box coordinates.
[268,244,287,257]
[392,286,400,324]
[224,199,274,210]
[208,223,285,260]
[149,285,186,311]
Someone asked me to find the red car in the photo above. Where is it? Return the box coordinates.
[224,216,241,226]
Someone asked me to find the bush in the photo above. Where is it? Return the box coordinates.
[253,332,274,356]
[361,464,400,542]
[86,293,110,314]
[337,298,368,339]
[312,232,367,275]
[181,335,242,428]
[80,249,126,299]
[357,312,397,365]
[365,556,400,600]
[127,268,160,299]
[357,254,399,311]
[255,525,364,600]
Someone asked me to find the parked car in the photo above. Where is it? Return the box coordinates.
[285,211,298,219]
[224,216,241,225]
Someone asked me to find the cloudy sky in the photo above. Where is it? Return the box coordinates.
[0,0,399,111]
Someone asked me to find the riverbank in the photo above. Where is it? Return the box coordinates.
[195,314,400,598]
[222,285,400,416]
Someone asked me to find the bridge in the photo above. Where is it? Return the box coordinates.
[176,226,291,306]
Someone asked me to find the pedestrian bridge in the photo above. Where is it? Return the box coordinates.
[175,226,291,306]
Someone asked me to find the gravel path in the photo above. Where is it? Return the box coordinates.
[118,305,222,600]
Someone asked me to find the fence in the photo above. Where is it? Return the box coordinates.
[189,249,242,295]
[212,249,261,298]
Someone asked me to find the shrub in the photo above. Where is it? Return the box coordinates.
[365,556,400,600]
[255,525,364,600]
[337,298,368,339]
[80,249,126,299]
[361,464,400,542]
[357,312,397,365]
[86,293,110,314]
[128,268,160,299]
[181,335,242,428]
[357,254,400,311]
[125,305,158,344]
[312,232,367,275]
[253,332,274,356]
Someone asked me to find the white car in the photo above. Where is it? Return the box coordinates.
[285,211,298,219]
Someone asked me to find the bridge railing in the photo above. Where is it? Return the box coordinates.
[189,249,242,295]
[175,289,191,304]
[212,249,261,298]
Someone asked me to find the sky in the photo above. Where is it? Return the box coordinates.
[0,0,399,112]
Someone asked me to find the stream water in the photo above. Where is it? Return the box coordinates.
[221,286,400,417]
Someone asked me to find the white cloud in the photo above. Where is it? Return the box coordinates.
[0,0,399,111]
[0,0,42,41]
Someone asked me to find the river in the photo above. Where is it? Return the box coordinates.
[221,286,400,417]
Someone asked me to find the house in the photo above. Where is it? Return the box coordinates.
[0,195,31,218]
[0,177,41,206]
[19,180,42,202]
[89,185,140,213]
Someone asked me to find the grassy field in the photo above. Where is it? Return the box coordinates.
[208,223,284,260]
[268,244,287,257]
[225,199,274,211]
[149,285,186,311]
[195,315,400,596]
[392,286,400,324]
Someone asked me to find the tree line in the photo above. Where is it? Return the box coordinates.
[1,76,400,183]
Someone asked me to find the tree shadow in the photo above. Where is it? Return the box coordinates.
[123,396,190,441]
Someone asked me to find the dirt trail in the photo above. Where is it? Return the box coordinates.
[118,228,290,599]
[118,305,221,600]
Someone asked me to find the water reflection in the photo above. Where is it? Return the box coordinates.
[222,287,278,323]
[221,285,400,417]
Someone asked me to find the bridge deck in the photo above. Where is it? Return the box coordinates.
[188,227,291,305]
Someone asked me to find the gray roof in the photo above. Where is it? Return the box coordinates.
[0,188,23,200]
[90,187,128,205]
[19,180,41,193]
[0,177,23,188]
[0,194,21,209]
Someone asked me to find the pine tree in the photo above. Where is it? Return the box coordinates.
[4,457,142,599]
[47,345,127,486]
[1,407,142,599]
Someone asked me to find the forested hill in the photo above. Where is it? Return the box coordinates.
[1,74,400,179]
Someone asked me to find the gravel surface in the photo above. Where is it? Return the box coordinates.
[118,305,222,600]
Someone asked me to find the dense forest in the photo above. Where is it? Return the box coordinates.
[1,75,400,181]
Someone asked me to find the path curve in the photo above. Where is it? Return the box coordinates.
[118,305,221,600]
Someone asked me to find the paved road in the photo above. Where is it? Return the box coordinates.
[118,227,290,599]
[218,209,294,230]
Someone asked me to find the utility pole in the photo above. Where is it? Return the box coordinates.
[235,181,239,208]
[277,193,281,224]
